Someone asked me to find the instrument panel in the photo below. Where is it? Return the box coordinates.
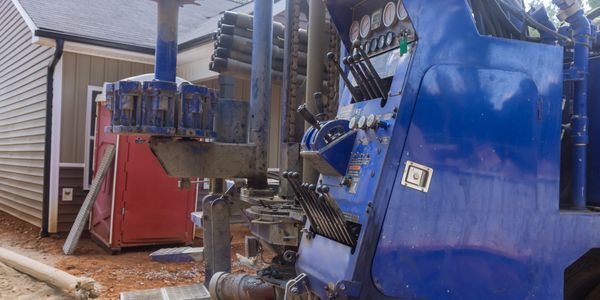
[349,1,415,58]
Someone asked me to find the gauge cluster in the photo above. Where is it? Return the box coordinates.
[348,0,415,58]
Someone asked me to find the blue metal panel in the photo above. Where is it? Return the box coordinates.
[295,0,600,299]
[588,56,600,205]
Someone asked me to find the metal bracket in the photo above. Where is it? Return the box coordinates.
[284,273,310,299]
[334,280,362,299]
[401,161,433,193]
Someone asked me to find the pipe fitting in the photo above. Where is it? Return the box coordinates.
[209,272,275,300]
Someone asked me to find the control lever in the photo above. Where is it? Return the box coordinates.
[349,56,380,100]
[298,104,321,129]
[313,92,325,121]
[327,52,362,102]
[352,41,387,101]
[297,104,334,143]
[343,57,376,100]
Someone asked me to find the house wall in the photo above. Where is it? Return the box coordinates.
[0,0,54,226]
[60,52,153,163]
[57,52,152,231]
[197,78,282,168]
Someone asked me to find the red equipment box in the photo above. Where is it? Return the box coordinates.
[90,103,197,251]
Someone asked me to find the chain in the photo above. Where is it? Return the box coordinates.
[325,12,339,120]
[286,0,302,142]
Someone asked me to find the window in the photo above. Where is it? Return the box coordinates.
[84,86,103,190]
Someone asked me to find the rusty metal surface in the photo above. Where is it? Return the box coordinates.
[149,138,256,178]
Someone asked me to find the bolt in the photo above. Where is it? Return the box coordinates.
[291,287,299,294]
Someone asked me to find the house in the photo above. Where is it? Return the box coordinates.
[0,0,287,234]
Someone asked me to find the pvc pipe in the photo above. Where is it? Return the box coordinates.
[248,0,273,189]
[0,247,99,299]
[154,0,179,82]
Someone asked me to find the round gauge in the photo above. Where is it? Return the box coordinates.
[386,31,395,46]
[359,15,371,38]
[358,116,367,129]
[363,42,370,53]
[366,114,377,128]
[397,1,408,21]
[349,117,358,129]
[378,35,386,50]
[370,38,378,53]
[383,2,397,27]
[349,21,360,42]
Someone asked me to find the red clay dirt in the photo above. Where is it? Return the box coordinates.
[0,211,259,300]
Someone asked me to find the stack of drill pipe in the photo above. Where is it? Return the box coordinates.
[210,11,309,84]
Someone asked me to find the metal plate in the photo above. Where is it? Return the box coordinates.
[120,284,210,300]
[400,161,433,193]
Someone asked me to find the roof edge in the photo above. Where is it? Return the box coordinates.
[11,0,38,33]
[34,29,156,55]
[179,34,213,52]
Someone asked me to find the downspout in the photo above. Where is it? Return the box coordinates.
[41,39,64,236]
[248,0,273,189]
[554,0,592,209]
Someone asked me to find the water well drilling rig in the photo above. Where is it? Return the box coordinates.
[104,0,600,299]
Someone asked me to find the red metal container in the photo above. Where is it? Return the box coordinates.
[90,103,197,251]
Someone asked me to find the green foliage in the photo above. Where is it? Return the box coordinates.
[590,0,600,9]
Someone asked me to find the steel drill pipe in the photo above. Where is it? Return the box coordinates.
[209,58,306,82]
[247,0,274,189]
[215,34,308,63]
[213,48,307,74]
[303,0,327,184]
[222,11,308,43]
[209,272,275,300]
[154,0,179,82]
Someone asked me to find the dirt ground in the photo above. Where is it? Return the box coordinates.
[0,211,258,300]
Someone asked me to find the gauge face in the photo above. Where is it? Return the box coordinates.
[386,31,395,46]
[371,9,382,31]
[383,2,397,27]
[349,21,360,42]
[370,38,379,53]
[359,15,371,38]
[363,42,370,53]
[397,1,408,21]
[378,35,386,50]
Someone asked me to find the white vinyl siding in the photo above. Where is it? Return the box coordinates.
[0,0,53,226]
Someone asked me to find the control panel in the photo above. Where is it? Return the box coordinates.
[349,1,415,58]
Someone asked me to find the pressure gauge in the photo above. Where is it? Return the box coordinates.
[378,35,386,50]
[371,9,382,31]
[370,38,379,53]
[397,1,408,21]
[383,2,397,27]
[385,31,395,46]
[363,42,370,53]
[349,21,360,42]
[360,15,371,38]
[358,116,368,129]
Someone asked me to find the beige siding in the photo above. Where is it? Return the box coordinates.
[0,0,54,226]
[60,53,153,163]
[197,78,282,168]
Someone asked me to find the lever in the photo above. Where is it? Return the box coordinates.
[343,57,375,100]
[314,92,325,120]
[327,52,362,102]
[298,104,321,129]
[349,56,380,99]
[352,41,387,101]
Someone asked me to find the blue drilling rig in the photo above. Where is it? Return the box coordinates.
[105,0,600,299]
